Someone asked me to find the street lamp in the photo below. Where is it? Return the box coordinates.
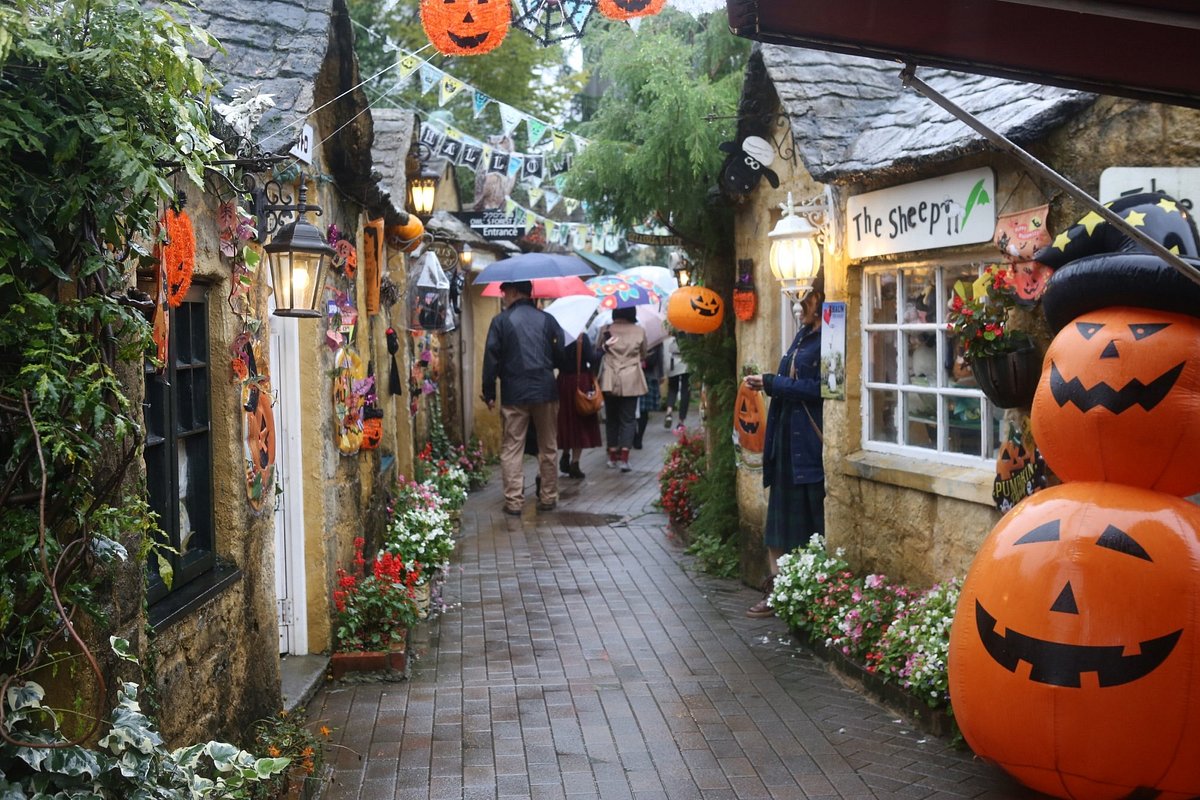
[459,243,473,269]
[768,192,823,298]
[408,173,439,219]
[262,180,335,318]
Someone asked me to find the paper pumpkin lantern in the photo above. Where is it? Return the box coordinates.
[734,383,766,453]
[421,0,510,56]
[667,286,724,334]
[598,0,665,20]
[949,482,1200,800]
[360,416,382,450]
[1031,306,1200,496]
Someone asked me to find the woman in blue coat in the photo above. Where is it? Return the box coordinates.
[743,282,825,618]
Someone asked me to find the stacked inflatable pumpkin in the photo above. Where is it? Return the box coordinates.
[948,194,1200,800]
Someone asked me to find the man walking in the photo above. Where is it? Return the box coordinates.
[482,280,563,516]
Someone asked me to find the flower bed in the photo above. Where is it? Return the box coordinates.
[770,535,962,729]
[656,428,706,528]
[332,537,421,654]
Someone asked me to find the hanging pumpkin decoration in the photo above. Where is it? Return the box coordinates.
[598,0,665,20]
[159,205,196,308]
[949,482,1200,800]
[734,382,766,453]
[246,392,277,482]
[332,348,366,455]
[387,215,425,254]
[421,0,510,56]
[732,261,757,322]
[360,414,383,451]
[333,237,358,280]
[1031,306,1200,497]
[667,286,724,334]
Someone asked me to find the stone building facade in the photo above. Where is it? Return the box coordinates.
[731,43,1200,588]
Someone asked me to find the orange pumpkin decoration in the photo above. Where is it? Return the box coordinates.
[732,288,756,322]
[388,215,425,254]
[598,0,666,19]
[667,286,724,334]
[1031,306,1200,496]
[421,0,510,56]
[360,416,383,450]
[734,382,766,453]
[246,394,276,479]
[949,482,1200,800]
[334,238,358,279]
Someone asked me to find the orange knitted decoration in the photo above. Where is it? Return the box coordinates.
[160,208,196,308]
[732,289,757,321]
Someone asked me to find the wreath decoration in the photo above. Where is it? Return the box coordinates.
[160,207,196,308]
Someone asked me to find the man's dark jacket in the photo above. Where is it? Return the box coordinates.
[482,299,562,405]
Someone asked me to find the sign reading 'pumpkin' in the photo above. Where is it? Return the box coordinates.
[667,286,724,334]
[734,383,765,453]
[421,0,510,55]
[1031,306,1200,497]
[949,482,1200,800]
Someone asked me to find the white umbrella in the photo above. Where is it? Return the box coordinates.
[545,295,600,340]
[589,304,668,349]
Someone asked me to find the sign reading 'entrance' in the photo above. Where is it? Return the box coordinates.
[452,211,527,241]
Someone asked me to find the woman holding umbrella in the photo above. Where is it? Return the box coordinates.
[556,332,602,479]
[595,306,646,472]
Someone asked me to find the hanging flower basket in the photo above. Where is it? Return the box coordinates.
[969,344,1042,409]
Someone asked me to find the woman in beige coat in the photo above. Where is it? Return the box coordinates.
[596,307,647,471]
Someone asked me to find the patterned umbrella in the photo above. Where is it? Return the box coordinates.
[586,275,661,310]
[511,0,596,45]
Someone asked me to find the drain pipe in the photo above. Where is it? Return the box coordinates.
[900,63,1200,289]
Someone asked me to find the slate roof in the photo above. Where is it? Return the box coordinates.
[371,109,417,214]
[189,0,335,150]
[759,44,1097,184]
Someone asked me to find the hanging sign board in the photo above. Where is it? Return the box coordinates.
[1099,167,1200,210]
[289,123,314,165]
[452,211,526,240]
[847,167,995,259]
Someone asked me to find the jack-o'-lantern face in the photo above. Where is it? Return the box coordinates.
[361,417,383,450]
[1031,306,1200,496]
[734,383,765,453]
[994,439,1029,482]
[598,0,666,19]
[667,286,724,334]
[950,483,1200,799]
[246,395,276,474]
[421,0,510,56]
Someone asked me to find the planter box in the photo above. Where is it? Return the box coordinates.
[329,649,407,680]
[800,633,959,740]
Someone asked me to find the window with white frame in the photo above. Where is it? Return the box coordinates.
[861,264,1001,464]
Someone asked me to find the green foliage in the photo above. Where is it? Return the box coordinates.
[346,0,585,132]
[0,672,288,798]
[567,10,748,250]
[0,0,218,726]
[246,710,327,799]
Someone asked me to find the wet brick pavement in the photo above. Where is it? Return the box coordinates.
[307,419,1034,799]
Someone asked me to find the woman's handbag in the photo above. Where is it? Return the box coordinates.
[573,335,603,416]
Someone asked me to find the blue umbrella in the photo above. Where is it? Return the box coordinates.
[474,252,594,284]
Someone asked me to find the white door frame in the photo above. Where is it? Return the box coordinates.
[270,314,309,655]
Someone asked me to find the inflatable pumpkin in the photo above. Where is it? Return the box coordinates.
[667,286,724,334]
[734,382,766,453]
[949,482,1200,800]
[1031,306,1200,496]
[387,215,425,254]
[421,0,510,56]
[598,0,665,18]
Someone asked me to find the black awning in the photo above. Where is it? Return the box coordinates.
[727,0,1200,110]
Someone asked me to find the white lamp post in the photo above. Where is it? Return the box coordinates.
[768,192,822,298]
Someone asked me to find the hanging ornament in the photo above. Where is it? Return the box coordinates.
[421,0,511,56]
[597,0,664,21]
[159,202,196,308]
[386,327,403,397]
[511,0,596,45]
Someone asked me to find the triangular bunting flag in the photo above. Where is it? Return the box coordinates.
[543,190,561,213]
[526,117,549,148]
[524,210,537,229]
[488,152,510,174]
[507,155,524,178]
[504,199,518,215]
[545,220,557,241]
[398,54,421,82]
[498,104,523,136]
[551,129,569,152]
[419,123,445,152]
[527,186,544,207]
[472,91,492,118]
[459,143,483,171]
[439,130,463,162]
[438,75,466,107]
[564,197,580,215]
[481,144,494,167]
[419,63,441,95]
[522,155,544,184]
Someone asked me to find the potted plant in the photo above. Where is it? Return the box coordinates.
[384,476,457,618]
[330,537,421,678]
[946,264,1042,408]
